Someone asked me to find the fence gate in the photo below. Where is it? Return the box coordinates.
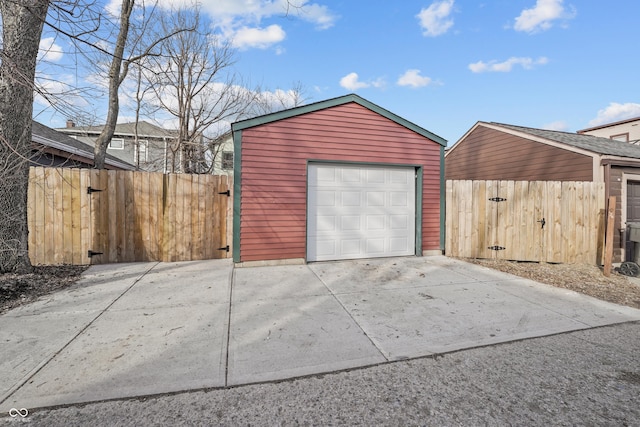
[28,167,231,265]
[446,180,605,264]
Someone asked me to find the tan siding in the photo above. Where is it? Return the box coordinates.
[446,126,593,181]
[240,102,441,262]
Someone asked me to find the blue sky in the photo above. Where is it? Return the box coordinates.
[35,0,640,146]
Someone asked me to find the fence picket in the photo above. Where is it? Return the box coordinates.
[446,180,605,264]
[27,167,230,265]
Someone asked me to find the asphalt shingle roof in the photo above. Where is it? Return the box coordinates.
[492,122,640,160]
[61,121,176,138]
[32,121,134,168]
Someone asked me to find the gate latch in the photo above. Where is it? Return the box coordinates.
[489,197,507,202]
[537,218,546,229]
[488,245,506,251]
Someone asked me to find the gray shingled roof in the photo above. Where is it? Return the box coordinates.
[32,121,134,169]
[493,122,640,160]
[60,121,176,138]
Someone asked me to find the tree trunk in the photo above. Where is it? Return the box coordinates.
[94,0,134,169]
[0,0,50,272]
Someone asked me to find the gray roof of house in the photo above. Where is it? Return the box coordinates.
[492,122,640,160]
[32,121,135,169]
[59,121,176,138]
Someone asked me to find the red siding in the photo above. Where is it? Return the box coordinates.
[446,126,593,181]
[239,102,442,262]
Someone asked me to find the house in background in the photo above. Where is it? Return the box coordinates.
[232,93,446,265]
[57,121,176,173]
[445,121,640,263]
[578,117,640,144]
[32,121,134,170]
[209,131,234,176]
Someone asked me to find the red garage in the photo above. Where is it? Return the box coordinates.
[231,94,446,264]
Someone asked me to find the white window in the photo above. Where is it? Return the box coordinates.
[109,138,124,149]
[134,140,148,163]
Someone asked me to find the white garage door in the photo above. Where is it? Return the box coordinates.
[307,163,416,262]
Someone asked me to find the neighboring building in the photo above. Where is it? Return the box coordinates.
[57,121,176,172]
[232,94,447,265]
[209,131,234,176]
[31,121,134,170]
[446,121,640,263]
[578,117,640,144]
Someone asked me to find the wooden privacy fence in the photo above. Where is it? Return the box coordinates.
[27,167,231,265]
[446,180,606,264]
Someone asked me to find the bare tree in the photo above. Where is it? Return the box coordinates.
[0,0,50,272]
[248,81,308,117]
[92,0,191,169]
[145,8,253,174]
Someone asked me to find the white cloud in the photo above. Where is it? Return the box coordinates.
[176,0,336,51]
[231,25,286,50]
[468,56,548,73]
[514,0,576,33]
[204,0,338,30]
[296,3,337,30]
[397,69,432,88]
[339,73,370,91]
[38,37,64,62]
[417,0,455,37]
[339,73,385,91]
[588,103,640,127]
[543,120,569,131]
[34,74,89,109]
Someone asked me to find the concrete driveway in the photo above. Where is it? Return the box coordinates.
[2,256,639,411]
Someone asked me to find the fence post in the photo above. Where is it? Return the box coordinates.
[603,196,616,277]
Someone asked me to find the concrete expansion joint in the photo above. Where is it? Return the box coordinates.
[0,262,160,407]
[224,263,236,387]
[307,266,389,362]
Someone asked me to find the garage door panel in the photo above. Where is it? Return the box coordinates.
[316,240,337,258]
[390,215,409,229]
[391,191,409,206]
[366,215,385,230]
[316,166,337,182]
[308,164,416,262]
[366,239,385,253]
[341,239,361,255]
[367,169,385,183]
[342,168,362,183]
[316,216,336,232]
[341,216,360,231]
[366,191,385,206]
[390,170,410,184]
[342,191,362,206]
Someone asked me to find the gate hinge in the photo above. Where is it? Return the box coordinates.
[87,186,103,194]
[218,245,230,252]
[489,197,507,202]
[218,190,230,197]
[88,250,104,258]
[488,245,506,251]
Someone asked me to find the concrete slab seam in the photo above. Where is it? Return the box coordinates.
[0,262,160,407]
[307,266,389,362]
[224,263,235,387]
